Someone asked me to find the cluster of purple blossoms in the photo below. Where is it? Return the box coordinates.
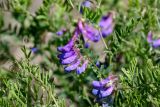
[147,31,160,48]
[78,12,113,43]
[57,28,89,74]
[92,75,118,100]
[57,11,115,105]
[57,13,113,74]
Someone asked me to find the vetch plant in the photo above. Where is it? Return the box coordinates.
[57,12,113,75]
[1,0,160,106]
[57,11,115,105]
[92,75,118,101]
[57,25,89,74]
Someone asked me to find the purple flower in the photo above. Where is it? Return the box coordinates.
[92,86,114,98]
[84,42,90,48]
[30,47,38,53]
[84,24,101,42]
[56,31,63,36]
[57,40,74,52]
[61,54,77,65]
[58,51,75,59]
[76,60,88,74]
[78,13,113,42]
[152,39,160,48]
[101,27,113,38]
[78,20,101,42]
[99,13,113,29]
[96,61,101,68]
[65,59,81,72]
[99,13,113,37]
[57,28,89,74]
[57,14,114,74]
[80,0,91,14]
[147,31,160,48]
[56,29,66,36]
[92,75,118,100]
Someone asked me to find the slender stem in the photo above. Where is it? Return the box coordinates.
[98,28,109,50]
[98,0,102,8]
[87,57,99,70]
[68,0,74,9]
[11,91,26,106]
[28,72,59,106]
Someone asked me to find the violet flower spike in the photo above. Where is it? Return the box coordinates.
[57,21,91,74]
[92,75,117,100]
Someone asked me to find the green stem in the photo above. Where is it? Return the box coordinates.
[68,0,74,9]
[98,29,109,50]
[11,91,26,106]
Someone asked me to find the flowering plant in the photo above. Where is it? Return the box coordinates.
[0,0,160,107]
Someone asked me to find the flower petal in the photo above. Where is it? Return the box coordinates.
[64,60,81,72]
[78,21,101,42]
[92,89,99,95]
[152,39,160,48]
[92,81,101,88]
[30,47,38,53]
[92,78,110,88]
[76,60,88,74]
[84,25,100,42]
[96,61,101,68]
[84,42,90,48]
[101,27,113,37]
[80,0,91,14]
[56,31,63,36]
[56,29,66,36]
[58,51,75,59]
[99,86,114,98]
[57,40,74,52]
[99,13,113,29]
[61,54,77,65]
